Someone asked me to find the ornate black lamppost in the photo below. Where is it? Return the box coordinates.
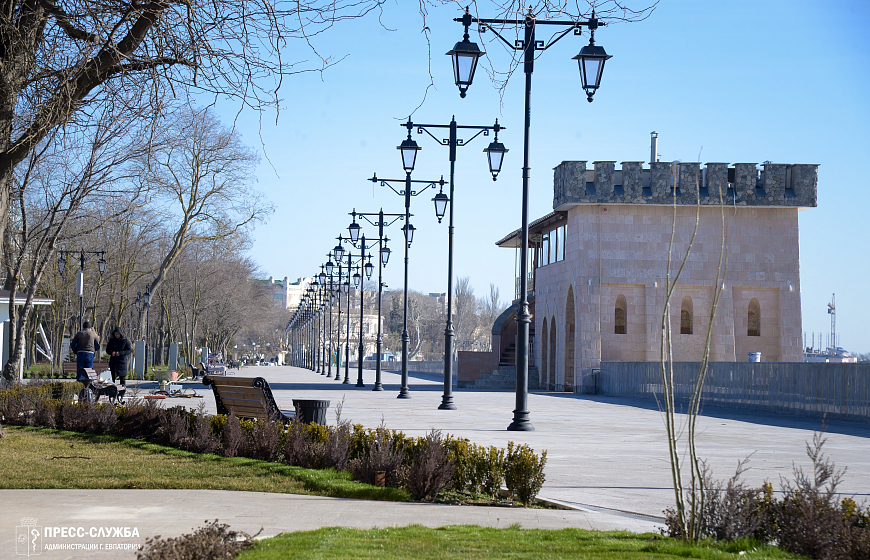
[324,254,338,378]
[346,209,401,391]
[369,152,445,397]
[339,229,375,387]
[400,116,507,410]
[333,237,361,384]
[449,6,611,431]
[57,249,107,331]
[134,285,151,379]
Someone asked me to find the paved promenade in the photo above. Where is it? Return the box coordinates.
[2,364,868,559]
[173,365,869,516]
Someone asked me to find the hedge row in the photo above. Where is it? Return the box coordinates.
[0,383,547,504]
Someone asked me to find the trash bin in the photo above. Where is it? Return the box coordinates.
[292,399,330,425]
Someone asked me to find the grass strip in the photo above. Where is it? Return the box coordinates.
[0,426,408,501]
[239,526,801,560]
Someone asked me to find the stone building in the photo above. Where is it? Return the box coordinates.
[494,160,818,392]
[257,276,313,309]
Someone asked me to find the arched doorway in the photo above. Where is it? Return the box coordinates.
[541,318,549,387]
[565,286,575,391]
[549,316,556,391]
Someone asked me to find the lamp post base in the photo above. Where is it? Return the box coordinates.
[356,381,365,388]
[342,377,349,384]
[397,388,411,399]
[507,415,535,431]
[437,398,456,410]
[372,383,383,391]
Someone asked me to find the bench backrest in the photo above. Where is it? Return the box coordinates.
[203,375,277,421]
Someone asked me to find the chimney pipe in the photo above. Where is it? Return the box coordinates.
[650,131,659,163]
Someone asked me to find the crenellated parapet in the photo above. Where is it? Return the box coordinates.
[553,160,818,209]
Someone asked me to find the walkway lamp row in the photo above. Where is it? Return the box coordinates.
[287,6,611,432]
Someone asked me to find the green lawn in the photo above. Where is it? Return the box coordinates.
[239,526,802,560]
[0,426,408,501]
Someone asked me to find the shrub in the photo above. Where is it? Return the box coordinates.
[119,400,164,439]
[504,441,547,506]
[400,430,455,501]
[349,422,404,487]
[30,398,59,429]
[136,519,258,560]
[665,428,870,560]
[219,415,246,458]
[773,430,869,560]
[182,405,220,455]
[0,389,29,426]
[247,418,283,462]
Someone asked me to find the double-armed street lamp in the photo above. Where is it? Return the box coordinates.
[369,135,446,397]
[449,6,612,431]
[57,249,108,331]
[398,115,508,410]
[333,236,365,385]
[323,254,340,379]
[346,209,401,391]
[325,251,348,378]
[338,230,375,388]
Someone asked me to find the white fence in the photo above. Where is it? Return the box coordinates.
[599,361,870,422]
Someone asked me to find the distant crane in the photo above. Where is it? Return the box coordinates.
[827,294,836,350]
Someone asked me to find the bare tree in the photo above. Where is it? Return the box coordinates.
[136,106,271,326]
[659,162,728,542]
[479,283,505,350]
[0,0,396,262]
[2,104,150,383]
[453,276,479,351]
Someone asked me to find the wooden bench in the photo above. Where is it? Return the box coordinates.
[202,375,295,424]
[63,361,110,375]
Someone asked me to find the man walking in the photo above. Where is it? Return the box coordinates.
[106,327,133,386]
[70,321,100,372]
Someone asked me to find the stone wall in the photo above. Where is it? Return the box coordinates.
[532,204,804,386]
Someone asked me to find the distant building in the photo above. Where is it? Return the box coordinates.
[257,276,313,309]
[804,347,858,364]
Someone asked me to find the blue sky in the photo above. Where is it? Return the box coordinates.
[219,0,870,354]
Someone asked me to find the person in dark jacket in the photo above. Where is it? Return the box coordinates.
[105,327,133,385]
[70,321,100,372]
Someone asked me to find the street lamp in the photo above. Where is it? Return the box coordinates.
[142,284,151,379]
[446,8,485,98]
[451,5,609,431]
[573,35,612,102]
[370,170,445,399]
[347,209,404,390]
[399,115,507,411]
[57,249,107,331]
[433,191,449,223]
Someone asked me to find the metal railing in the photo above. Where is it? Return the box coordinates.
[599,361,870,422]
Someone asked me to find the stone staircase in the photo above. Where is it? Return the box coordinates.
[461,366,540,390]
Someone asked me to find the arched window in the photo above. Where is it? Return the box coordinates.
[680,296,693,335]
[748,298,760,337]
[615,294,627,335]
